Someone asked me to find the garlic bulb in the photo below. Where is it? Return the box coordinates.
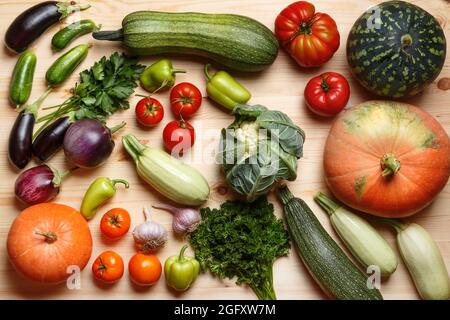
[133,207,168,252]
[152,203,201,235]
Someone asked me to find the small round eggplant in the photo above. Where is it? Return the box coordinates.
[5,1,91,53]
[32,116,72,162]
[14,164,74,205]
[63,119,125,168]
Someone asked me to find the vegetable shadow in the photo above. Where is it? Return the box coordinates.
[3,255,69,299]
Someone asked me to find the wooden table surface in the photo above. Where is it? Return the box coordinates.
[0,0,449,300]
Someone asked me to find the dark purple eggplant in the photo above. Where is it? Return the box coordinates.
[32,116,71,162]
[8,88,51,169]
[15,164,75,205]
[9,111,34,170]
[63,119,125,168]
[5,1,90,53]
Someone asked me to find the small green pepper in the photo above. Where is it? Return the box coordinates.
[140,59,186,93]
[204,64,251,111]
[164,245,200,291]
[80,177,129,219]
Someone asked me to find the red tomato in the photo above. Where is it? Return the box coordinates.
[100,208,131,240]
[304,72,350,117]
[135,97,164,127]
[275,1,340,67]
[128,253,162,286]
[163,120,195,155]
[170,82,202,119]
[92,251,124,284]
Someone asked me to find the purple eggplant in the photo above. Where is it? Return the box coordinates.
[32,116,71,162]
[15,164,75,205]
[63,119,125,168]
[5,1,90,53]
[8,88,51,169]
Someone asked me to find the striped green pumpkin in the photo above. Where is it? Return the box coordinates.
[347,1,446,98]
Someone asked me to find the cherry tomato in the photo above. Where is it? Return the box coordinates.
[275,1,340,67]
[163,120,195,155]
[170,82,202,119]
[304,72,350,117]
[92,251,124,283]
[100,208,131,240]
[135,97,164,127]
[128,253,162,286]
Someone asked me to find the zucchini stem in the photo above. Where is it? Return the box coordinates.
[278,185,294,205]
[314,192,339,216]
[122,134,147,162]
[92,29,124,41]
[371,217,407,233]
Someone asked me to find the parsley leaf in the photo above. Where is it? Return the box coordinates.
[36,52,145,128]
[189,197,290,300]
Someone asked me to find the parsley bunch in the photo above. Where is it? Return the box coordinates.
[189,197,290,300]
[35,52,145,135]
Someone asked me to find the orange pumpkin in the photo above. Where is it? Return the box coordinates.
[324,101,450,218]
[7,203,93,283]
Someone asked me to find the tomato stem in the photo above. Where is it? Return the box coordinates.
[320,75,330,92]
[298,22,313,36]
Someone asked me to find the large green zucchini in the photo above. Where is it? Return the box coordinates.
[93,11,279,72]
[278,186,383,300]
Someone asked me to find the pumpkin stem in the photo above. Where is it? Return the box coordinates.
[35,230,58,243]
[380,153,401,177]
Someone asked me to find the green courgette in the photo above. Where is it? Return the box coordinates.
[278,186,383,300]
[93,11,278,72]
[375,219,450,300]
[9,50,36,106]
[52,20,100,50]
[314,192,398,277]
[46,43,90,86]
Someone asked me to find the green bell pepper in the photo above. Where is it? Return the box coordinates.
[204,64,251,110]
[164,245,200,291]
[80,177,129,219]
[140,59,186,93]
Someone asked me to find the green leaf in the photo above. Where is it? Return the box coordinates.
[109,85,133,99]
[92,61,105,81]
[36,52,145,127]
[81,96,96,107]
[257,110,305,158]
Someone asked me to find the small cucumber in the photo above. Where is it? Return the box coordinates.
[46,44,90,86]
[9,50,36,106]
[52,20,100,50]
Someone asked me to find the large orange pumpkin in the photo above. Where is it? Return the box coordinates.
[324,101,450,218]
[7,203,93,283]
